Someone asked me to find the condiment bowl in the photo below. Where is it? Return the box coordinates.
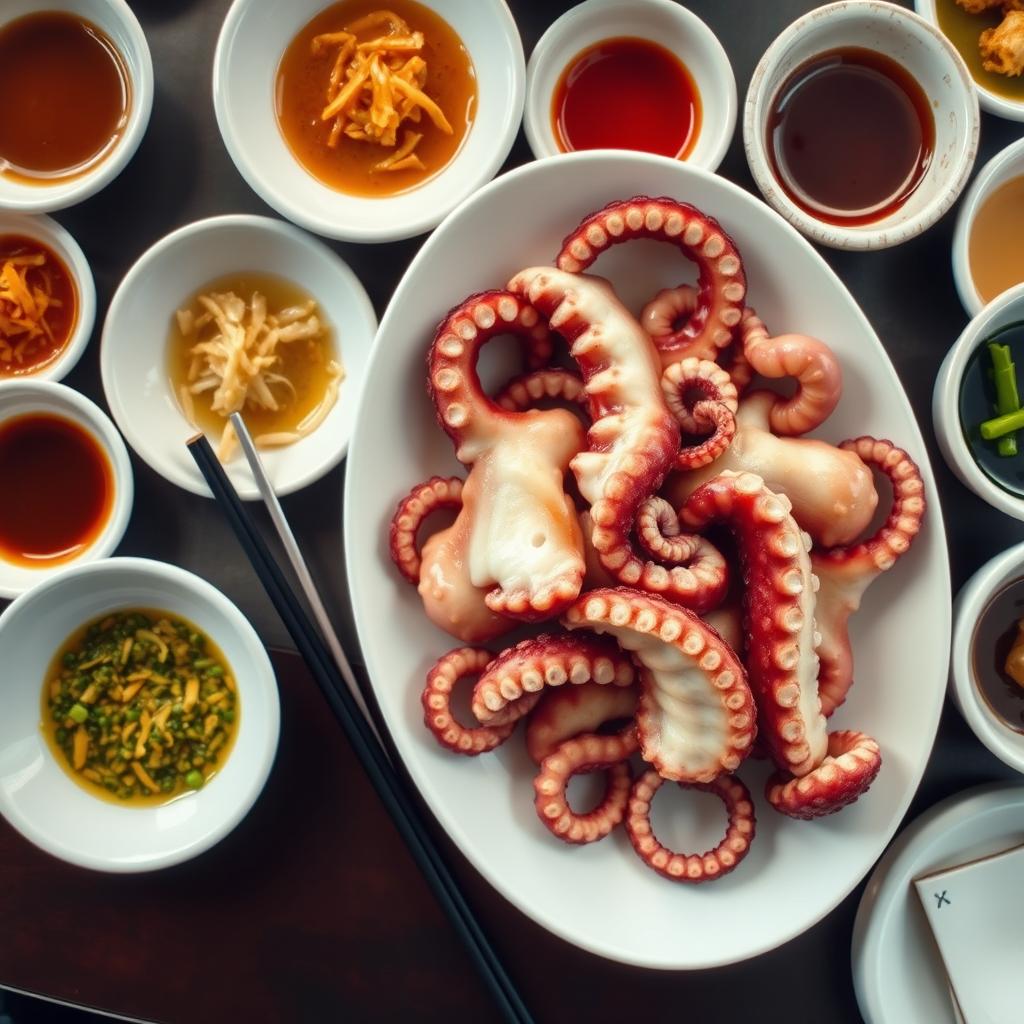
[934,282,1024,521]
[744,0,979,251]
[101,214,376,500]
[213,0,524,243]
[0,380,132,598]
[523,0,736,172]
[952,136,1024,316]
[0,212,96,382]
[0,557,280,871]
[951,540,1024,775]
[0,0,153,214]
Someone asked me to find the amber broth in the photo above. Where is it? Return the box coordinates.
[935,0,1024,102]
[167,272,339,445]
[969,175,1024,304]
[275,0,477,197]
[0,11,130,183]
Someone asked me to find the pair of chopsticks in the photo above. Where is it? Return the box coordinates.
[188,415,533,1024]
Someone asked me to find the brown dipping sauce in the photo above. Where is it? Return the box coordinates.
[0,414,113,566]
[0,11,131,184]
[766,47,934,226]
[972,577,1024,733]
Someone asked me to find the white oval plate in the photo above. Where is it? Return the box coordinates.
[343,151,950,969]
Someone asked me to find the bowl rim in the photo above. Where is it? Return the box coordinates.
[100,212,377,500]
[0,0,154,214]
[0,212,96,382]
[952,135,1024,317]
[0,555,281,872]
[0,379,134,598]
[743,0,980,251]
[211,0,526,243]
[522,0,737,173]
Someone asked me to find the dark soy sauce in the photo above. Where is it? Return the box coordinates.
[972,577,1024,733]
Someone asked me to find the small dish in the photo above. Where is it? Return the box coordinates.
[213,0,524,243]
[915,0,1024,123]
[0,380,132,598]
[101,214,376,500]
[523,0,736,172]
[0,0,153,214]
[933,282,1024,521]
[744,0,979,251]
[952,136,1024,316]
[0,212,96,382]
[0,557,280,872]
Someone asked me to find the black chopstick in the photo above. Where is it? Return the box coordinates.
[188,436,533,1024]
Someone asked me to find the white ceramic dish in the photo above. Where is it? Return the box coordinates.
[952,136,1024,317]
[852,782,1024,1024]
[0,0,153,214]
[933,282,1024,521]
[344,150,950,969]
[0,557,279,872]
[0,212,96,381]
[101,214,376,500]
[0,380,132,599]
[523,0,736,172]
[213,0,524,243]
[744,0,979,251]
[915,0,1024,122]
[950,540,1024,774]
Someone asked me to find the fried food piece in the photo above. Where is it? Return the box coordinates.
[981,10,1024,76]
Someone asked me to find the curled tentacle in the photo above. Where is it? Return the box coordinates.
[525,680,638,764]
[389,476,463,584]
[422,648,517,755]
[813,438,925,716]
[533,728,637,845]
[556,197,747,367]
[635,496,721,574]
[739,311,843,436]
[661,357,738,470]
[471,633,635,728]
[495,368,588,412]
[766,730,881,819]
[625,770,756,882]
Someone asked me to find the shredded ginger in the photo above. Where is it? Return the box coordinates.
[0,249,64,368]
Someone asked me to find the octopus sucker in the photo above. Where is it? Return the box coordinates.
[495,368,587,412]
[389,476,464,584]
[661,357,738,471]
[625,770,756,882]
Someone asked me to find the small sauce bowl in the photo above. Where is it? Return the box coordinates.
[744,0,979,251]
[523,0,736,172]
[0,380,133,598]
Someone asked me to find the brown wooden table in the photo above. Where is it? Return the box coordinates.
[2,1,1022,1022]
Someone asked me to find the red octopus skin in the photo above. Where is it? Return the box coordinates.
[766,730,881,819]
[812,438,925,717]
[495,368,588,412]
[625,770,756,882]
[508,266,727,612]
[525,680,638,764]
[390,476,463,584]
[533,728,638,845]
[661,357,737,470]
[472,633,635,729]
[555,197,747,367]
[562,588,756,783]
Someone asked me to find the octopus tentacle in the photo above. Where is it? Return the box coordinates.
[422,648,518,755]
[661,357,738,470]
[812,438,925,716]
[634,497,727,582]
[471,633,635,728]
[495,368,587,412]
[680,471,828,777]
[555,197,747,366]
[739,311,843,436]
[563,588,756,783]
[525,680,638,764]
[766,730,881,819]
[533,728,638,844]
[625,770,756,882]
[389,476,463,584]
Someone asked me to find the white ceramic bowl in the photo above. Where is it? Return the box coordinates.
[101,214,376,500]
[0,557,280,872]
[952,137,1024,316]
[933,282,1024,521]
[0,0,153,214]
[0,380,132,598]
[213,0,524,243]
[950,542,1024,775]
[744,1,979,251]
[915,0,1024,122]
[0,212,96,381]
[523,0,736,172]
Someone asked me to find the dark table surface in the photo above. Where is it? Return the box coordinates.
[1,0,1022,1021]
